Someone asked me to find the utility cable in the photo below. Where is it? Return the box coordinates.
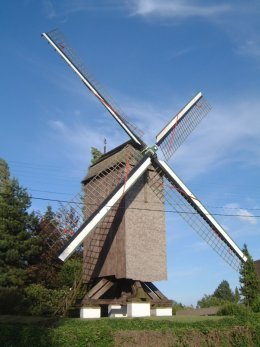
[26,195,259,219]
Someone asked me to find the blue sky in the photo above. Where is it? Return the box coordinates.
[1,0,260,305]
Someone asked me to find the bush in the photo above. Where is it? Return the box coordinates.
[197,294,229,308]
[58,257,82,288]
[252,295,260,313]
[25,284,68,316]
[172,300,184,315]
[0,287,28,314]
[218,303,252,316]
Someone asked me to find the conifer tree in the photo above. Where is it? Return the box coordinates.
[213,280,234,302]
[0,158,10,188]
[239,244,260,307]
[0,158,40,287]
[91,147,102,165]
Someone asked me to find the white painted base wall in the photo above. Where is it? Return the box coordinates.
[151,307,172,317]
[80,307,101,319]
[127,302,151,317]
[108,304,127,318]
[79,304,172,318]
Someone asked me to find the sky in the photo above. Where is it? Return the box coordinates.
[1,0,260,306]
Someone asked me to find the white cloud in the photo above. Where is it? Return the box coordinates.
[225,203,257,225]
[214,8,260,60]
[42,0,123,18]
[169,47,194,59]
[170,98,260,180]
[236,39,260,58]
[42,0,232,20]
[48,115,126,167]
[50,120,65,131]
[130,0,231,18]
[42,0,56,18]
[47,87,260,186]
[116,94,260,182]
[41,0,260,62]
[128,1,260,60]
[42,0,88,18]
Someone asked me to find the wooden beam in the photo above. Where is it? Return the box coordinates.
[144,282,168,300]
[86,278,110,298]
[91,280,114,300]
[82,298,127,305]
[141,282,160,301]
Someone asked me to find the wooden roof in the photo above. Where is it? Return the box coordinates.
[82,140,139,184]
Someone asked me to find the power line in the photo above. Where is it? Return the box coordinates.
[27,189,75,196]
[28,195,259,219]
[0,189,259,216]
[20,189,260,212]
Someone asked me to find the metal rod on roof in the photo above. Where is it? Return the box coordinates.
[104,138,107,154]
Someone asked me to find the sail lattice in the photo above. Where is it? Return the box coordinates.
[147,164,242,271]
[158,97,211,161]
[45,29,144,139]
[39,191,85,252]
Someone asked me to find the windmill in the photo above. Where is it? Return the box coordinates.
[42,29,247,318]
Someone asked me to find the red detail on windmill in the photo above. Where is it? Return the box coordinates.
[58,43,65,50]
[122,155,130,196]
[161,182,199,201]
[168,113,179,151]
[63,229,74,236]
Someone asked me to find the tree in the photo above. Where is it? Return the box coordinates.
[0,158,40,287]
[197,294,227,308]
[59,256,82,288]
[27,205,63,288]
[213,280,234,302]
[234,287,240,303]
[91,147,102,165]
[197,280,236,308]
[30,204,83,289]
[171,300,184,314]
[239,244,260,307]
[0,158,10,188]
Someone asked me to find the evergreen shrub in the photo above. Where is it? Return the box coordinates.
[252,295,260,313]
[25,284,67,316]
[219,303,252,316]
[0,287,28,314]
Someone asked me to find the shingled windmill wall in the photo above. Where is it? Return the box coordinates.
[82,142,167,283]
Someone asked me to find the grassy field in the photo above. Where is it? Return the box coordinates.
[0,314,259,346]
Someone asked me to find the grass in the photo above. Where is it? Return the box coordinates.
[0,314,227,324]
[0,313,259,346]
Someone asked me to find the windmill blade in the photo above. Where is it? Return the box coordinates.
[59,155,152,261]
[148,158,247,271]
[42,29,144,147]
[156,93,211,161]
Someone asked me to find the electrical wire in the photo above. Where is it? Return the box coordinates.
[0,188,259,215]
[26,195,260,219]
[16,189,260,212]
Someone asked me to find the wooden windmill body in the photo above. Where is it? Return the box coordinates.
[81,142,168,306]
[42,29,248,317]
